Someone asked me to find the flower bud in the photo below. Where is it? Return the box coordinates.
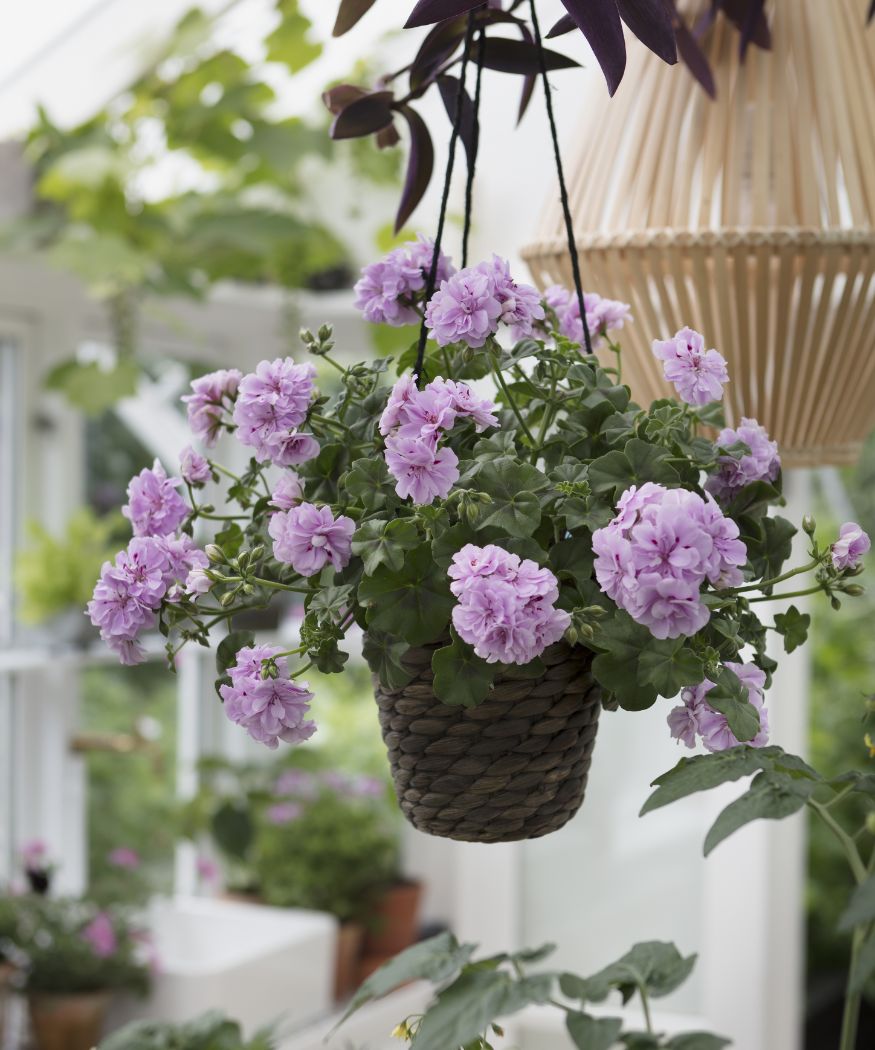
[866,813,875,836]
[802,515,816,535]
[219,590,237,607]
[318,323,333,343]
[200,503,215,514]
[844,584,865,597]
[299,328,315,346]
[831,596,842,610]
[249,544,265,561]
[205,544,225,564]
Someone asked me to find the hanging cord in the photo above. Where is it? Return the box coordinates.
[461,26,486,268]
[413,12,478,387]
[528,0,593,357]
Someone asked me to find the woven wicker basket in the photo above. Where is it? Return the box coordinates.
[372,640,602,843]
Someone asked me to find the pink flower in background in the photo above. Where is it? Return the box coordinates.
[196,856,220,883]
[448,544,570,664]
[544,286,632,348]
[108,847,141,870]
[81,912,117,959]
[669,661,770,752]
[269,503,355,576]
[652,327,729,406]
[266,802,303,825]
[270,472,304,511]
[232,358,316,463]
[122,461,189,538]
[481,255,545,340]
[220,644,316,749]
[354,236,455,326]
[21,840,49,870]
[179,446,211,486]
[384,433,459,505]
[593,484,747,640]
[274,769,318,798]
[425,267,502,348]
[832,522,871,571]
[182,369,242,446]
[706,418,781,503]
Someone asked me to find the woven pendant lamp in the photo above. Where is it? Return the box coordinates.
[523,0,875,467]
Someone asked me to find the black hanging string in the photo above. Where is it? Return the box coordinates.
[413,12,478,388]
[461,26,486,269]
[528,0,594,357]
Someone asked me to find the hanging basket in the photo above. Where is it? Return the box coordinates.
[523,0,875,467]
[371,640,602,843]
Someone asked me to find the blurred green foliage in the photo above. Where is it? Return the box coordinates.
[14,509,125,625]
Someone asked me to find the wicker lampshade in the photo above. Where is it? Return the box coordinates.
[523,0,875,466]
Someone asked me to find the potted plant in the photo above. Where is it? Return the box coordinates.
[15,509,122,645]
[87,238,869,846]
[252,769,401,999]
[8,897,152,1050]
[98,1009,277,1050]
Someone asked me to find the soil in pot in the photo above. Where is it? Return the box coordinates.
[28,992,111,1050]
[334,922,365,1002]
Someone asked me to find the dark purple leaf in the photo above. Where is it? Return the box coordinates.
[675,16,715,97]
[617,0,677,64]
[332,0,379,37]
[719,0,770,51]
[330,91,395,140]
[322,84,368,115]
[437,75,476,163]
[869,0,875,25]
[559,0,626,95]
[376,123,401,149]
[409,16,468,92]
[405,0,485,29]
[395,106,435,232]
[546,14,577,38]
[476,36,581,75]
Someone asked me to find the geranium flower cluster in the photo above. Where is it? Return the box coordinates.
[652,327,730,406]
[89,460,209,665]
[593,483,747,639]
[832,522,871,570]
[269,503,355,577]
[668,661,770,752]
[354,235,454,326]
[181,368,241,446]
[544,285,632,349]
[706,418,781,503]
[380,375,498,505]
[448,544,571,664]
[218,644,316,749]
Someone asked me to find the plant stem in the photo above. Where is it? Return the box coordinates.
[249,576,311,595]
[747,584,824,604]
[199,513,249,521]
[491,360,536,446]
[731,559,820,594]
[638,984,654,1035]
[310,413,351,434]
[808,800,868,885]
[320,354,347,376]
[839,926,865,1050]
[213,463,243,483]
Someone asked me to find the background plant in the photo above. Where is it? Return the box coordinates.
[99,1010,277,1050]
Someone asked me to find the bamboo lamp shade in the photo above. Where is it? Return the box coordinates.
[522,0,875,466]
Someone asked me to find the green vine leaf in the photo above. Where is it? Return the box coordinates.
[432,634,497,708]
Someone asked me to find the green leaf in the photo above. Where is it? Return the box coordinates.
[211,800,254,862]
[344,457,393,512]
[431,521,478,571]
[591,614,659,711]
[351,518,419,576]
[666,1036,731,1050]
[44,357,141,416]
[361,631,413,691]
[566,1012,623,1050]
[705,666,760,743]
[848,932,875,994]
[623,439,682,487]
[473,458,549,538]
[637,639,705,699]
[561,942,697,1005]
[432,634,497,708]
[215,523,244,558]
[587,450,634,496]
[265,0,322,72]
[216,630,255,676]
[703,771,816,855]
[747,515,796,581]
[412,971,555,1050]
[335,932,476,1030]
[773,604,811,654]
[839,872,875,931]
[641,747,804,816]
[357,545,453,646]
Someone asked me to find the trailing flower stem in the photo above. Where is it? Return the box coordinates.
[747,585,825,604]
[731,558,821,594]
[491,359,536,446]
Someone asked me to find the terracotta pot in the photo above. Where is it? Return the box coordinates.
[28,992,111,1050]
[362,880,423,958]
[219,890,264,906]
[334,922,365,1002]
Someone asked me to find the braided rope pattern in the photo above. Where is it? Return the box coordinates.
[372,641,602,843]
